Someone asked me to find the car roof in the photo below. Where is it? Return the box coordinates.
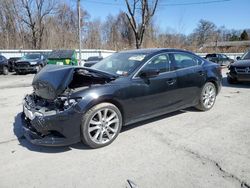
[119,48,194,55]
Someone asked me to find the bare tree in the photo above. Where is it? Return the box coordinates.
[16,0,57,48]
[193,19,217,47]
[124,0,158,49]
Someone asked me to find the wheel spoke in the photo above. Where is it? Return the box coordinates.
[90,120,101,125]
[88,126,100,132]
[103,109,108,120]
[105,130,112,139]
[98,131,104,142]
[107,112,116,121]
[107,118,119,126]
[97,111,102,121]
[107,126,116,133]
[93,129,101,140]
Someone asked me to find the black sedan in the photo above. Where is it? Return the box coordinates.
[227,50,250,84]
[21,49,222,148]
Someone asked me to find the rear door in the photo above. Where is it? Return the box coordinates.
[170,52,206,107]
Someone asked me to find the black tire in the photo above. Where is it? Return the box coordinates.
[227,76,237,84]
[81,103,122,149]
[195,82,217,111]
[3,66,9,75]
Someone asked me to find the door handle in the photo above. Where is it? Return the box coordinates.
[198,71,205,76]
[166,78,176,85]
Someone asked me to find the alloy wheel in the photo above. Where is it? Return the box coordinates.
[202,84,216,109]
[88,108,120,144]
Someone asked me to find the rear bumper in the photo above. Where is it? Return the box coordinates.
[21,101,82,146]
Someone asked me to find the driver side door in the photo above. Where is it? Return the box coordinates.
[126,53,180,122]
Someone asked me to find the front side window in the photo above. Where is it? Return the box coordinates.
[173,53,201,69]
[140,53,170,74]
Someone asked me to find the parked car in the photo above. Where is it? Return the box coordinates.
[8,57,21,72]
[227,50,250,84]
[47,50,78,66]
[21,48,222,148]
[205,53,234,66]
[15,53,47,74]
[236,50,250,61]
[84,56,103,67]
[0,55,9,75]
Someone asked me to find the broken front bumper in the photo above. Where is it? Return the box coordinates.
[21,99,83,146]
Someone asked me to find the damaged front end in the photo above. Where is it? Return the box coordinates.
[21,65,115,146]
[22,93,83,146]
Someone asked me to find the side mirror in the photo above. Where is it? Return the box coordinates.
[139,69,160,78]
[236,56,241,60]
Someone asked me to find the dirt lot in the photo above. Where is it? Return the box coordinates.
[0,70,249,188]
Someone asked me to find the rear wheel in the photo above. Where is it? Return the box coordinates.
[81,103,122,148]
[3,66,8,75]
[195,82,217,111]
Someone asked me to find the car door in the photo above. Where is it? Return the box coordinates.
[126,53,179,121]
[170,52,206,107]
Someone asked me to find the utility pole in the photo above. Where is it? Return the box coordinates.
[77,0,82,65]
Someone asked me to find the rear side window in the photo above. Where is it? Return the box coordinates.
[173,53,202,69]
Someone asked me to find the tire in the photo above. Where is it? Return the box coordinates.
[3,66,9,75]
[227,76,237,84]
[81,103,122,148]
[195,82,217,111]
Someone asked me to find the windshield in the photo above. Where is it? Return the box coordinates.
[22,54,41,60]
[91,52,147,76]
[241,51,250,60]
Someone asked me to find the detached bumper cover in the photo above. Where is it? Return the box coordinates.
[21,102,82,146]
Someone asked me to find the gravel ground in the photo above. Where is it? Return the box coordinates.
[0,70,249,188]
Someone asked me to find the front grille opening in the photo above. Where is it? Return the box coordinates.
[49,131,65,138]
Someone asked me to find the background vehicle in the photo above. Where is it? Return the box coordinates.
[0,55,9,75]
[47,50,78,66]
[21,49,222,148]
[8,57,21,72]
[14,53,47,74]
[205,53,234,66]
[227,50,250,84]
[236,50,250,60]
[84,56,103,67]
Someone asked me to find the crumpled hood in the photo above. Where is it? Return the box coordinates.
[231,60,250,67]
[32,65,116,100]
[32,65,75,100]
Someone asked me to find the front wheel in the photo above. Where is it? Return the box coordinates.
[81,103,122,148]
[195,82,217,111]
